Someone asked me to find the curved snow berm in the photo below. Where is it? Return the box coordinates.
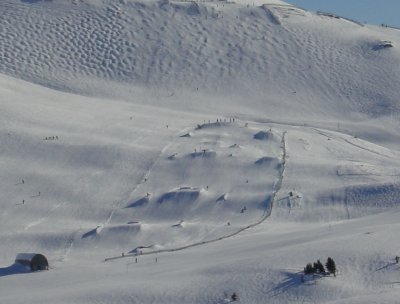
[0,0,399,120]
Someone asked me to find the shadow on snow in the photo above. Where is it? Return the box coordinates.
[0,263,30,277]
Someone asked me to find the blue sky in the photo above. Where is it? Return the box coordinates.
[285,0,400,28]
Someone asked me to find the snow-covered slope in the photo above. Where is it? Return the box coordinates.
[1,0,400,303]
[1,0,400,120]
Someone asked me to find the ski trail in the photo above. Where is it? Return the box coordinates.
[105,131,287,262]
[311,127,394,159]
[24,202,65,230]
[58,228,81,263]
[344,188,351,220]
[343,138,393,159]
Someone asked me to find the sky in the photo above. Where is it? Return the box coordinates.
[285,0,400,28]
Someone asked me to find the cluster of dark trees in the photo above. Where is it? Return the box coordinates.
[304,257,336,276]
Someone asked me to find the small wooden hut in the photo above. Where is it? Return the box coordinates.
[15,253,49,271]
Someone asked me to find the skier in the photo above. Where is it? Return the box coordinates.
[231,292,238,301]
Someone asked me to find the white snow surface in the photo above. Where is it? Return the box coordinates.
[1,0,400,303]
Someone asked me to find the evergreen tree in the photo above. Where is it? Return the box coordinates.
[315,260,326,273]
[326,257,336,276]
[304,263,315,275]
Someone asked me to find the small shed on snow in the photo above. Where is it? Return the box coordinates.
[15,253,49,271]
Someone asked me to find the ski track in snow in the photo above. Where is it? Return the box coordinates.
[23,202,65,231]
[248,116,399,160]
[58,228,81,263]
[311,127,395,159]
[343,138,393,159]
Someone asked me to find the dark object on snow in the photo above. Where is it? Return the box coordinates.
[374,41,393,51]
[314,260,326,273]
[326,257,337,276]
[395,256,399,264]
[304,263,315,275]
[15,253,49,271]
[380,41,393,48]
[253,130,271,140]
[231,292,238,301]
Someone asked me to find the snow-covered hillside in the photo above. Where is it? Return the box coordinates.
[1,0,400,303]
[1,0,400,120]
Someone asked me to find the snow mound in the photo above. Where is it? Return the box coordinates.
[186,1,201,16]
[83,224,141,246]
[189,150,217,158]
[373,40,394,51]
[254,130,273,140]
[157,188,202,204]
[229,143,240,149]
[254,156,280,167]
[216,193,228,202]
[179,132,192,138]
[126,196,149,208]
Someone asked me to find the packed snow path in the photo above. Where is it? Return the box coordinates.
[104,130,287,262]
